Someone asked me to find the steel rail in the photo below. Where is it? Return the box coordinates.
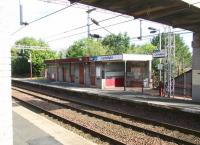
[12,82,200,137]
[13,96,125,145]
[13,86,199,145]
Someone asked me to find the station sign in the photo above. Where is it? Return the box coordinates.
[157,63,163,70]
[152,49,166,58]
[90,54,123,61]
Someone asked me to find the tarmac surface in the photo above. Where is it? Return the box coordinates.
[13,78,200,115]
[13,100,96,145]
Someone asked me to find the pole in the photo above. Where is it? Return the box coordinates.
[184,71,186,99]
[124,61,127,91]
[168,27,173,98]
[86,8,96,38]
[159,30,162,82]
[19,0,23,25]
[172,31,176,98]
[139,19,142,40]
[87,7,90,38]
[30,53,32,79]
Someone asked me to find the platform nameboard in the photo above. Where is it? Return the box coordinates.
[152,49,166,58]
[90,54,123,61]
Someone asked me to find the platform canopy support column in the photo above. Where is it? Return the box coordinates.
[192,31,200,102]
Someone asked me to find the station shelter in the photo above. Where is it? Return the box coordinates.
[44,54,152,89]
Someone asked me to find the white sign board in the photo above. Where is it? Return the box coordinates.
[96,66,101,77]
[157,63,163,70]
[152,49,166,58]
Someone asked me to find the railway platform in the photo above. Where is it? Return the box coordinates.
[13,100,96,145]
[13,78,200,115]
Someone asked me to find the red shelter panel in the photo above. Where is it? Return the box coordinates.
[90,62,96,86]
[63,66,66,82]
[70,63,75,83]
[79,63,84,85]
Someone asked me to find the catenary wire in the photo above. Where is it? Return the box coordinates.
[28,2,76,24]
[11,1,77,36]
[11,0,198,38]
[47,18,135,42]
[45,1,200,40]
[45,14,124,39]
[48,26,192,43]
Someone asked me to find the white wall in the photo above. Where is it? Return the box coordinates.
[0,0,18,144]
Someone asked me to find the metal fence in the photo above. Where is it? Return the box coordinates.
[174,70,192,98]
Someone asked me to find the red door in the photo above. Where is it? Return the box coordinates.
[79,63,84,84]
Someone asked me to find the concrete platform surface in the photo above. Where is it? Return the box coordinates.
[13,78,200,115]
[13,101,96,145]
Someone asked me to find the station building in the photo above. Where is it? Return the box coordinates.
[44,54,152,89]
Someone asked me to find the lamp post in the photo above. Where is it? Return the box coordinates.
[148,27,162,82]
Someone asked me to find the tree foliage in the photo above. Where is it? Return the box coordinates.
[65,33,134,57]
[66,38,107,57]
[127,43,156,54]
[151,34,192,75]
[102,33,130,54]
[12,37,58,77]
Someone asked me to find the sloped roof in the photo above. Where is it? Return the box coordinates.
[70,0,200,31]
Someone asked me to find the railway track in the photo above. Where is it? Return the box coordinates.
[12,86,200,145]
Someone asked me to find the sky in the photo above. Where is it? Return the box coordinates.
[10,0,199,52]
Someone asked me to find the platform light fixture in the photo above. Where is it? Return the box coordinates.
[89,33,102,39]
[149,30,157,33]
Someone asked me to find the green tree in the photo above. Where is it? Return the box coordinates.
[151,34,192,76]
[102,33,130,54]
[12,37,58,77]
[127,43,156,54]
[66,38,107,57]
[173,35,192,75]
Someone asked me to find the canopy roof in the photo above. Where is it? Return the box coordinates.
[70,0,200,31]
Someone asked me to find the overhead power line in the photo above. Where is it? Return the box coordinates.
[45,0,198,41]
[45,14,124,39]
[10,26,26,36]
[38,0,129,17]
[11,1,77,36]
[130,30,192,41]
[28,2,76,25]
[48,24,192,43]
[90,18,113,34]
[47,18,135,42]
